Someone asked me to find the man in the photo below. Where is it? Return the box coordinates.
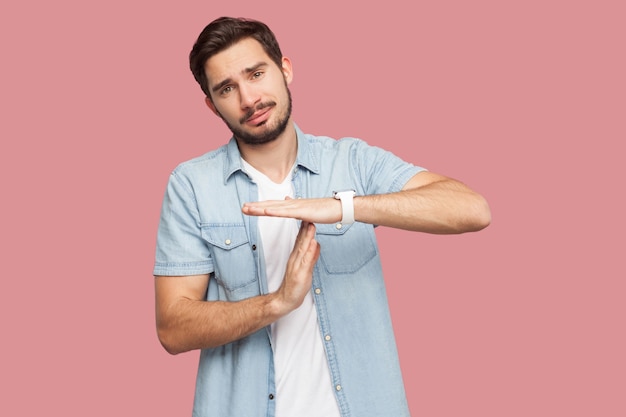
[154,16,490,417]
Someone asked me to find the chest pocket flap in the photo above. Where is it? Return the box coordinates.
[202,224,249,250]
[201,224,257,295]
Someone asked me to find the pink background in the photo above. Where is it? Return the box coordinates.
[1,0,624,416]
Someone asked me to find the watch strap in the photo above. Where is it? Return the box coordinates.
[333,190,356,224]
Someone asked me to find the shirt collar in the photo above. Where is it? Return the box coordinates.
[223,123,320,184]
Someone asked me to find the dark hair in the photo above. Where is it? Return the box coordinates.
[189,17,284,97]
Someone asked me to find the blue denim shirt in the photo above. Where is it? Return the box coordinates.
[154,124,424,417]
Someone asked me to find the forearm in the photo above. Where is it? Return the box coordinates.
[156,223,319,355]
[241,172,490,234]
[355,178,491,233]
[157,293,283,354]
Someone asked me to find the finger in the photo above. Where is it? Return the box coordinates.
[306,221,316,237]
[244,199,295,209]
[293,221,310,246]
[284,221,314,263]
[290,222,314,262]
[307,236,320,263]
[302,224,319,263]
[242,200,299,217]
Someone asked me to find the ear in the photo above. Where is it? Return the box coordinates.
[205,96,219,116]
[281,57,293,85]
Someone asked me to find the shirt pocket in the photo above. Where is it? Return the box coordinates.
[315,222,378,274]
[201,224,258,298]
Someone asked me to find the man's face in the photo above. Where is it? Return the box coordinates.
[204,37,293,145]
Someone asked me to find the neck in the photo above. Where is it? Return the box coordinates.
[237,120,297,183]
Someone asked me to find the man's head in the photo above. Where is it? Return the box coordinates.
[190,17,284,99]
[189,17,293,146]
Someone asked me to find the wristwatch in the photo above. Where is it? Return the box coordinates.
[333,189,356,224]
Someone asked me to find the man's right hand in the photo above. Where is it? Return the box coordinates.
[273,221,320,315]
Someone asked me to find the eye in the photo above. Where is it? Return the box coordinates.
[220,85,234,96]
[252,71,263,79]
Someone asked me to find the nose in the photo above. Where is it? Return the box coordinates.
[239,84,260,109]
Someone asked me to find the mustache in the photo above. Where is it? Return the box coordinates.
[239,101,276,124]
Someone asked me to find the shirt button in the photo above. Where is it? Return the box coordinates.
[314,288,321,295]
[335,223,343,230]
[252,244,257,250]
[325,335,331,341]
[269,393,274,400]
[225,239,231,245]
[335,385,342,391]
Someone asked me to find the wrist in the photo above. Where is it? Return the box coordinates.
[265,290,295,319]
[333,189,356,224]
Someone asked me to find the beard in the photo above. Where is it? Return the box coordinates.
[220,87,292,146]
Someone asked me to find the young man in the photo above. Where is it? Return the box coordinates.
[154,16,490,417]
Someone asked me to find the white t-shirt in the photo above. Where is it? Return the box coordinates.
[242,160,341,417]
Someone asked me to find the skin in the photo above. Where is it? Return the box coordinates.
[204,37,297,183]
[155,37,491,355]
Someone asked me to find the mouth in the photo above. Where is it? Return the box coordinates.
[247,108,271,125]
[241,102,276,126]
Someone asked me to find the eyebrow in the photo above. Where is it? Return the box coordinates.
[211,62,268,94]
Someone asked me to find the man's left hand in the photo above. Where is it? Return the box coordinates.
[242,197,342,224]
